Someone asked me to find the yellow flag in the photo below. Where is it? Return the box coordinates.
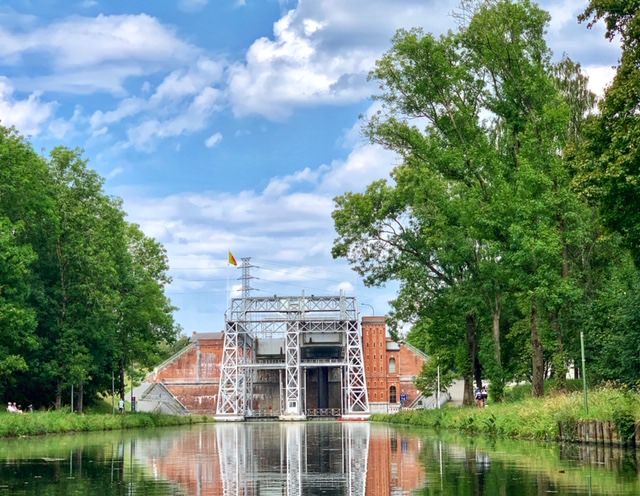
[228,250,238,266]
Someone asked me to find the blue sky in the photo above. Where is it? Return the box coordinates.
[0,0,620,334]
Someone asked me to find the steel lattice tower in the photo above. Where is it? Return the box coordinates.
[215,274,370,420]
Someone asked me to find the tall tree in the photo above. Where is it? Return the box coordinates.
[334,0,597,398]
[46,147,122,409]
[579,2,640,264]
[0,218,36,398]
[113,223,177,400]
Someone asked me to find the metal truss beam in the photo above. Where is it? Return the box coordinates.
[343,320,370,416]
[218,293,369,419]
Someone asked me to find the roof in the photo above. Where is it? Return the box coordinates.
[192,331,223,341]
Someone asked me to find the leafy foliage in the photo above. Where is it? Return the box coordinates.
[0,126,178,410]
[333,0,640,397]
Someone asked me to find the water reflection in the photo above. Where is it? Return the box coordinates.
[0,423,638,495]
[213,423,368,495]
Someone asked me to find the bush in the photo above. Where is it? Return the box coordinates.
[0,411,211,438]
[371,386,640,442]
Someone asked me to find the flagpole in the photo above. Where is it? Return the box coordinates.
[226,260,230,312]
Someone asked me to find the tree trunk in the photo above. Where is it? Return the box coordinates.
[468,313,482,390]
[119,359,126,400]
[463,375,474,406]
[531,298,545,397]
[491,292,506,401]
[463,312,477,406]
[78,382,84,413]
[55,381,62,410]
[550,310,567,389]
[464,312,482,405]
[493,292,502,368]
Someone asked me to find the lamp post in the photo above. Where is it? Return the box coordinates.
[360,303,375,316]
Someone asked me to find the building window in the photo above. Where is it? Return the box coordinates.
[389,357,396,374]
[389,385,397,404]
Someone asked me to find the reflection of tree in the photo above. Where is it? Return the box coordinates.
[415,433,640,495]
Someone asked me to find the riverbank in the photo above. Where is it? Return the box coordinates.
[0,411,210,438]
[372,387,640,443]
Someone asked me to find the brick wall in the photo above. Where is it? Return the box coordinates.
[362,316,426,411]
[147,334,224,414]
[146,320,425,415]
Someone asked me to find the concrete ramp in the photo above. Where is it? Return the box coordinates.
[135,382,189,415]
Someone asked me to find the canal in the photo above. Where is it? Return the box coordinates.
[0,422,638,494]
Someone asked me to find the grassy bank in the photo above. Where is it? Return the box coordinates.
[372,387,640,441]
[0,411,210,438]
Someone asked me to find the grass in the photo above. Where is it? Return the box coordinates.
[371,386,640,441]
[0,410,211,438]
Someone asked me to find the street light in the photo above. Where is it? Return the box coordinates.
[360,303,375,315]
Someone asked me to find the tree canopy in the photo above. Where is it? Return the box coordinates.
[0,126,178,410]
[333,0,640,401]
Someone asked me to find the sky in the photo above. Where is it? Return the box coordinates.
[0,0,621,334]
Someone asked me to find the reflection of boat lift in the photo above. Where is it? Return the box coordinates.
[216,422,370,496]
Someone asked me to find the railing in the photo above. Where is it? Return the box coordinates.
[306,408,342,417]
[388,404,400,414]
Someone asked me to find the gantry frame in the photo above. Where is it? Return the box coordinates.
[214,293,370,420]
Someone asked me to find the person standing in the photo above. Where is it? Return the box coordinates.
[118,397,125,414]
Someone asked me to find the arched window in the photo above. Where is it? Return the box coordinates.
[389,385,397,404]
[389,357,396,374]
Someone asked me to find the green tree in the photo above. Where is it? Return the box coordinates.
[113,223,177,400]
[46,147,122,410]
[0,218,36,397]
[334,0,599,398]
[579,2,640,264]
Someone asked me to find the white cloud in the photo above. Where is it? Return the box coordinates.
[84,56,224,147]
[228,0,619,119]
[228,0,456,118]
[127,86,222,150]
[318,142,397,195]
[90,97,146,129]
[205,132,223,148]
[0,14,197,94]
[152,57,224,103]
[119,103,398,331]
[0,76,55,136]
[48,118,73,139]
[583,64,616,98]
[106,166,125,180]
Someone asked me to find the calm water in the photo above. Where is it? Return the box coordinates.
[0,422,638,495]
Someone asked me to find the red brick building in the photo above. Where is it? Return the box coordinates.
[361,316,427,413]
[137,318,427,415]
[137,332,224,415]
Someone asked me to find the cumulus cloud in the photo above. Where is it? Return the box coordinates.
[583,64,616,97]
[90,97,146,129]
[127,86,222,150]
[151,57,224,103]
[227,0,457,118]
[118,101,398,331]
[85,56,224,147]
[0,76,55,135]
[205,132,223,148]
[0,14,197,94]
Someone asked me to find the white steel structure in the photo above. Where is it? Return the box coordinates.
[215,291,370,421]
